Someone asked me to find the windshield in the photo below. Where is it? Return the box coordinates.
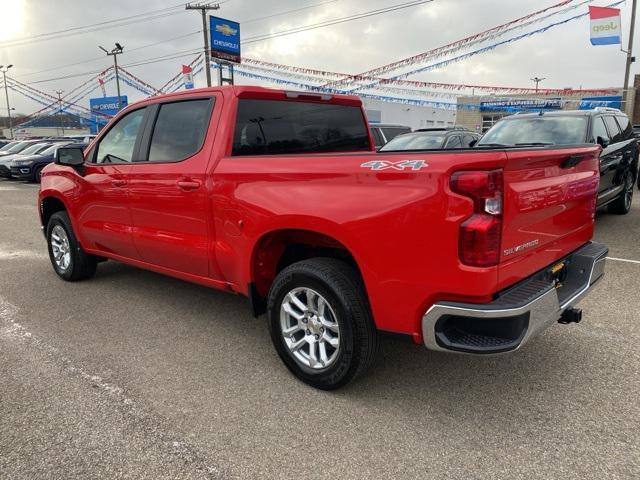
[41,143,69,156]
[380,133,445,151]
[7,142,31,153]
[21,143,50,155]
[478,116,588,146]
[0,142,18,152]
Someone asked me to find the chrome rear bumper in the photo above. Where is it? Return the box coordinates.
[422,242,608,354]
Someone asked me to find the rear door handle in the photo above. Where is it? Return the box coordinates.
[177,179,201,191]
[111,179,127,187]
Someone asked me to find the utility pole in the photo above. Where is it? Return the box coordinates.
[55,90,65,136]
[531,77,546,93]
[99,43,124,110]
[0,64,13,139]
[623,0,637,114]
[186,2,220,87]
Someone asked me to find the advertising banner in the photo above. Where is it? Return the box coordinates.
[479,98,562,112]
[89,96,128,133]
[589,6,622,45]
[210,16,241,63]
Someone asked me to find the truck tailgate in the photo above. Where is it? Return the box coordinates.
[498,145,601,289]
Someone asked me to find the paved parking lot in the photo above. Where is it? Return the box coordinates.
[0,179,638,480]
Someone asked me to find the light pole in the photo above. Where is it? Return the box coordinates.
[186,3,220,87]
[99,43,124,110]
[55,89,65,136]
[622,0,637,114]
[1,64,14,139]
[531,77,546,93]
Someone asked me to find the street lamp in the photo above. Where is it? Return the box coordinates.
[99,43,124,110]
[0,64,14,139]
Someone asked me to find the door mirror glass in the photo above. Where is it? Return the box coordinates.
[55,146,85,166]
[597,136,610,148]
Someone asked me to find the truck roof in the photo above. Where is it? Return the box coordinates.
[136,86,364,108]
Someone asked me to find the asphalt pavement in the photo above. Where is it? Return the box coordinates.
[0,179,638,479]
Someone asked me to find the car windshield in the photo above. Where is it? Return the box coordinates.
[41,143,69,156]
[6,142,32,153]
[0,142,18,152]
[380,133,445,151]
[21,143,50,155]
[478,116,588,146]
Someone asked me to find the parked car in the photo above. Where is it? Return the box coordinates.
[478,108,638,214]
[0,142,55,178]
[39,86,607,389]
[369,123,411,149]
[63,134,96,145]
[0,139,46,157]
[10,142,80,182]
[380,127,480,151]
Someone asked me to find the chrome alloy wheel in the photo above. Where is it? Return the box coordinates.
[280,287,341,369]
[50,225,72,272]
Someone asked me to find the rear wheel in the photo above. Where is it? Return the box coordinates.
[608,171,634,215]
[46,211,97,281]
[267,258,379,390]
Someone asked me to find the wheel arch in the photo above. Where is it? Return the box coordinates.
[248,228,366,317]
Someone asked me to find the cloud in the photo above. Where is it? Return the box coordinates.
[1,0,637,115]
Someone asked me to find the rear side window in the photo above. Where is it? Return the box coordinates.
[592,117,609,143]
[604,116,621,142]
[615,115,632,138]
[382,127,411,142]
[463,135,478,147]
[233,99,370,156]
[148,99,213,162]
[371,128,384,148]
[445,136,462,148]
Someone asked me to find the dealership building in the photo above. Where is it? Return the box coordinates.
[456,75,640,132]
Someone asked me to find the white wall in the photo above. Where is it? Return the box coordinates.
[361,98,457,130]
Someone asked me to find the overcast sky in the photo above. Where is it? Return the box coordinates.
[0,0,638,114]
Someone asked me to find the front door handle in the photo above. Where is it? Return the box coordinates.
[111,179,127,187]
[177,179,201,191]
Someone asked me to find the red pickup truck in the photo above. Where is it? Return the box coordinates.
[39,86,607,389]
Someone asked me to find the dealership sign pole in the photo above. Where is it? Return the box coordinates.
[210,16,241,85]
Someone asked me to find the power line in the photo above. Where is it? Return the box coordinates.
[0,1,225,49]
[243,0,435,44]
[16,30,203,80]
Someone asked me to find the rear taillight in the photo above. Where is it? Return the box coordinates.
[450,169,503,267]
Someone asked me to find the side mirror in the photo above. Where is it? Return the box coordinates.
[597,136,610,148]
[469,139,478,147]
[55,146,85,166]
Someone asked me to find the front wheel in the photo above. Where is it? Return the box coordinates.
[608,171,634,215]
[46,211,97,281]
[267,258,379,390]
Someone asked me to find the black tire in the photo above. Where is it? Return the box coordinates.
[267,258,379,390]
[46,211,97,281]
[608,170,634,215]
[33,165,45,183]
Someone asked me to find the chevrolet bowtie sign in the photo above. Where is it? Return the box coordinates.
[210,16,241,64]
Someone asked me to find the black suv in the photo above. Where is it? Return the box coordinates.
[478,108,638,214]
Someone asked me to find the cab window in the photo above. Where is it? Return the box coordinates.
[94,108,146,163]
[147,99,213,162]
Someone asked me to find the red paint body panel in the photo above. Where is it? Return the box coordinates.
[38,86,602,342]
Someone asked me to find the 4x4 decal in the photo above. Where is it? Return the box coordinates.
[360,160,428,171]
